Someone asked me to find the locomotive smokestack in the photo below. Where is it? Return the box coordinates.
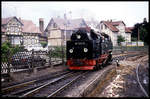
[39,18,44,33]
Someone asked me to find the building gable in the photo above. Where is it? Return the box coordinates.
[2,16,23,34]
[7,17,23,27]
[2,16,23,26]
[102,21,119,32]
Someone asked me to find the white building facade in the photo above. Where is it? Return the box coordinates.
[2,16,23,46]
[98,20,132,46]
[2,16,43,49]
[45,18,88,46]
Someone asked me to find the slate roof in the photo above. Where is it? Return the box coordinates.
[45,18,88,31]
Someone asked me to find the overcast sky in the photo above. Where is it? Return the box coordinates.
[2,1,149,28]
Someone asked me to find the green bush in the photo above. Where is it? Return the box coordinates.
[1,42,11,62]
[40,42,48,48]
[117,35,125,46]
[1,41,25,62]
[49,46,66,58]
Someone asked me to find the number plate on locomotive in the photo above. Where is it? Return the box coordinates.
[74,42,85,45]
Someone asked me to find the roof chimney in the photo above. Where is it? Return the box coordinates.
[19,17,21,21]
[39,18,44,33]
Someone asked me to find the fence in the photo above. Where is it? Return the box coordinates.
[112,46,148,54]
[48,46,66,66]
[1,45,66,82]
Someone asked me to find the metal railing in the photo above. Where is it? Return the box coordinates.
[1,46,66,82]
[112,46,148,54]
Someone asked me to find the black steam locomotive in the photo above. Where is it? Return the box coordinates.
[66,28,113,70]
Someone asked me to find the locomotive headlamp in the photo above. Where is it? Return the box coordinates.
[69,49,73,53]
[77,35,81,39]
[84,48,88,53]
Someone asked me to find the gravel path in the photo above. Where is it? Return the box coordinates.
[96,55,149,97]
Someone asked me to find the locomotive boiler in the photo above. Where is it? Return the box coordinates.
[66,28,113,70]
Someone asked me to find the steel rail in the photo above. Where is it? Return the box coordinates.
[136,60,149,97]
[2,70,70,96]
[20,72,76,97]
[47,71,88,97]
[2,80,36,94]
[79,65,116,97]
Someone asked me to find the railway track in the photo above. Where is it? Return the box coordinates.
[2,52,145,97]
[136,58,149,97]
[2,70,71,97]
[2,70,88,97]
[21,71,87,97]
[47,71,88,97]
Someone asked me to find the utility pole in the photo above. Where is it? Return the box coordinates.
[137,25,140,46]
[138,26,140,41]
[62,13,67,65]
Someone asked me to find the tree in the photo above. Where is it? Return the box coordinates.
[131,18,149,45]
[117,35,125,46]
[139,27,148,43]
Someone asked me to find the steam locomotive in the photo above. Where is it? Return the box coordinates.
[66,28,113,70]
